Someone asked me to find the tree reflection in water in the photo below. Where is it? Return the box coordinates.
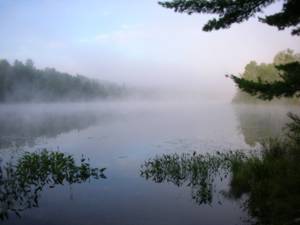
[0,111,100,149]
[0,149,106,220]
[141,137,300,225]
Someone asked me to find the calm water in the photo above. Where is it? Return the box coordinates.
[0,101,297,225]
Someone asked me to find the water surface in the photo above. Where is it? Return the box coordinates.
[0,101,296,225]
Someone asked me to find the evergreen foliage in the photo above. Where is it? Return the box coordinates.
[231,61,300,100]
[159,0,300,35]
[0,59,128,102]
[232,49,300,102]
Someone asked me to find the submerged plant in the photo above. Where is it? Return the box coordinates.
[0,149,106,220]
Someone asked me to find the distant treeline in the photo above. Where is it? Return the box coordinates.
[0,59,128,102]
[232,49,300,104]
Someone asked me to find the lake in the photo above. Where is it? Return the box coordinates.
[0,100,297,225]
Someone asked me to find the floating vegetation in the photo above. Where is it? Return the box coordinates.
[0,149,106,220]
[141,151,245,204]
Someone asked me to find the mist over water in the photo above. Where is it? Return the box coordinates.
[1,0,300,224]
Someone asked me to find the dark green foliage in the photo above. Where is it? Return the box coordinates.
[231,62,300,100]
[141,151,245,204]
[158,0,300,35]
[233,49,300,103]
[286,112,300,144]
[227,119,300,225]
[141,115,300,225]
[260,0,300,35]
[228,141,300,225]
[0,149,106,220]
[0,59,128,102]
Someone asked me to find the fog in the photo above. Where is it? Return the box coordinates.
[0,101,297,150]
[0,1,300,224]
[1,0,300,101]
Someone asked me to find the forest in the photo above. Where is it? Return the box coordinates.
[0,59,128,102]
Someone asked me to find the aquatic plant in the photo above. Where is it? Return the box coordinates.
[141,151,245,204]
[141,116,300,225]
[0,149,106,220]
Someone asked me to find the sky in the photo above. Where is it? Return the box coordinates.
[0,0,299,99]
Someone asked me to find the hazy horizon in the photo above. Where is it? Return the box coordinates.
[1,0,300,100]
[0,1,300,223]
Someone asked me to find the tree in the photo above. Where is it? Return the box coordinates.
[233,49,300,102]
[0,59,129,102]
[231,61,300,100]
[274,49,300,65]
[159,0,300,35]
[158,0,300,100]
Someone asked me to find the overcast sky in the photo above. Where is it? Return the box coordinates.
[0,0,299,99]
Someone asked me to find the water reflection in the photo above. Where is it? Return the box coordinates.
[0,106,111,149]
[0,102,298,224]
[141,142,300,225]
[233,105,293,147]
[0,149,106,220]
[141,151,243,205]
